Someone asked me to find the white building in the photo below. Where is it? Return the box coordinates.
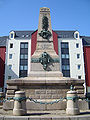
[4,30,33,89]
[4,30,85,90]
[57,30,85,79]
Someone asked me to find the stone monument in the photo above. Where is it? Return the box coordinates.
[4,7,86,110]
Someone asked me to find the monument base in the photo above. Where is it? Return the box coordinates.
[3,71,87,110]
[3,100,89,110]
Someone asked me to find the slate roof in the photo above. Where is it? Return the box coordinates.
[14,31,34,39]
[81,36,90,46]
[54,30,76,38]
[0,30,90,47]
[13,30,76,39]
[0,36,8,47]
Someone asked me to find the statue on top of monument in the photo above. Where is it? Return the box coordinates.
[39,16,51,40]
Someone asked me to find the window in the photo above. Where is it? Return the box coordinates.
[9,54,12,59]
[8,76,11,79]
[19,42,28,78]
[25,44,28,48]
[11,33,13,38]
[62,54,65,58]
[78,76,81,79]
[20,65,28,70]
[61,42,68,48]
[9,65,12,70]
[26,35,29,37]
[25,55,28,59]
[20,54,28,59]
[75,33,78,38]
[62,70,70,77]
[22,35,25,37]
[77,65,81,70]
[62,54,69,59]
[24,66,28,70]
[76,43,79,48]
[62,65,70,70]
[20,66,24,70]
[21,44,24,48]
[10,43,13,48]
[77,54,80,59]
[20,55,24,59]
[20,43,28,48]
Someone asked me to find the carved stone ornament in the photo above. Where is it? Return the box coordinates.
[39,16,51,40]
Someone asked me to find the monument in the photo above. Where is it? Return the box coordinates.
[4,7,86,110]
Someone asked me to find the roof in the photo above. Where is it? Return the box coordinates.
[81,36,90,46]
[13,30,76,39]
[14,31,34,39]
[0,36,8,47]
[0,30,90,47]
[54,30,76,38]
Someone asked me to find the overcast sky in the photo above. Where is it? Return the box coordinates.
[0,0,90,36]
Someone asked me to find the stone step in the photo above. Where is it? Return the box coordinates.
[7,85,18,90]
[76,89,84,94]
[6,94,14,98]
[7,90,15,95]
[74,85,84,89]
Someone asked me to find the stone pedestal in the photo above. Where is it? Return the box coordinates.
[66,90,80,115]
[13,91,26,116]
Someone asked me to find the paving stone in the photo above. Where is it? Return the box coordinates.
[0,116,4,120]
[4,116,28,120]
[28,118,40,120]
[52,117,70,120]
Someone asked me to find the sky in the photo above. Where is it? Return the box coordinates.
[0,0,90,36]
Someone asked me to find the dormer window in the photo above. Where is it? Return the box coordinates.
[75,33,78,38]
[22,35,25,37]
[26,35,29,37]
[74,31,79,39]
[11,33,13,38]
[9,31,15,39]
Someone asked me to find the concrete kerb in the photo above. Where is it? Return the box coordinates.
[0,115,90,120]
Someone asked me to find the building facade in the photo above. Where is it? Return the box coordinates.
[4,31,33,89]
[0,7,90,93]
[0,36,8,91]
[0,30,90,93]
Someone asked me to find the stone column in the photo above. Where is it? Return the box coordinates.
[66,90,80,115]
[0,92,4,105]
[13,91,27,116]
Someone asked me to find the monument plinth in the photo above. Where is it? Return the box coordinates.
[4,7,86,111]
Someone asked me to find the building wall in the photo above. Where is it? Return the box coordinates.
[52,31,58,55]
[31,30,37,56]
[58,38,85,79]
[4,38,31,89]
[0,47,6,89]
[84,46,90,87]
[31,30,58,56]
